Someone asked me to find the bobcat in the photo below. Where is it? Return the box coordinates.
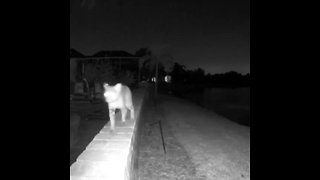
[103,83,135,131]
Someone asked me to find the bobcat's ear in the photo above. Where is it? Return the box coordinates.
[114,83,122,92]
[103,83,109,89]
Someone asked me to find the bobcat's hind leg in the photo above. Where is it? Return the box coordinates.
[121,108,128,123]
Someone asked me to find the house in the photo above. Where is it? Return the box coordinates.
[76,50,142,83]
[70,49,143,100]
[87,50,140,75]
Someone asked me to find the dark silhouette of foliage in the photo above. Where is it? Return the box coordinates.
[135,48,152,81]
[135,48,151,57]
[168,61,250,97]
[135,47,170,83]
[171,62,187,84]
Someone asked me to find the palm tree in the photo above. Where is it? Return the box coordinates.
[135,46,174,97]
[135,48,151,82]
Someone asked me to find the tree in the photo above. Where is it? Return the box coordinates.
[95,63,117,85]
[135,46,174,97]
[171,62,187,84]
[135,48,152,81]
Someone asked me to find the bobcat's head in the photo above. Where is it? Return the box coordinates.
[103,83,122,103]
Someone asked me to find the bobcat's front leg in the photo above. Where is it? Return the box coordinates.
[109,108,116,131]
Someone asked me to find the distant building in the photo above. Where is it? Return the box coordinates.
[70,49,142,83]
[87,50,141,76]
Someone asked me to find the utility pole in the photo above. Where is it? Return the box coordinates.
[155,56,159,98]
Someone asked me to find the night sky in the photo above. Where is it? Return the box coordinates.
[70,0,250,74]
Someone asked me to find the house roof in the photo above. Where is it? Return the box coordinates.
[70,48,85,58]
[91,50,139,58]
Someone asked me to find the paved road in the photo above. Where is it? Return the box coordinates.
[158,95,250,180]
[137,95,206,180]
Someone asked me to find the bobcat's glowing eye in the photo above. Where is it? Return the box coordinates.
[104,91,114,98]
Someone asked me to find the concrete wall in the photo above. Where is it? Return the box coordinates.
[70,87,148,180]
